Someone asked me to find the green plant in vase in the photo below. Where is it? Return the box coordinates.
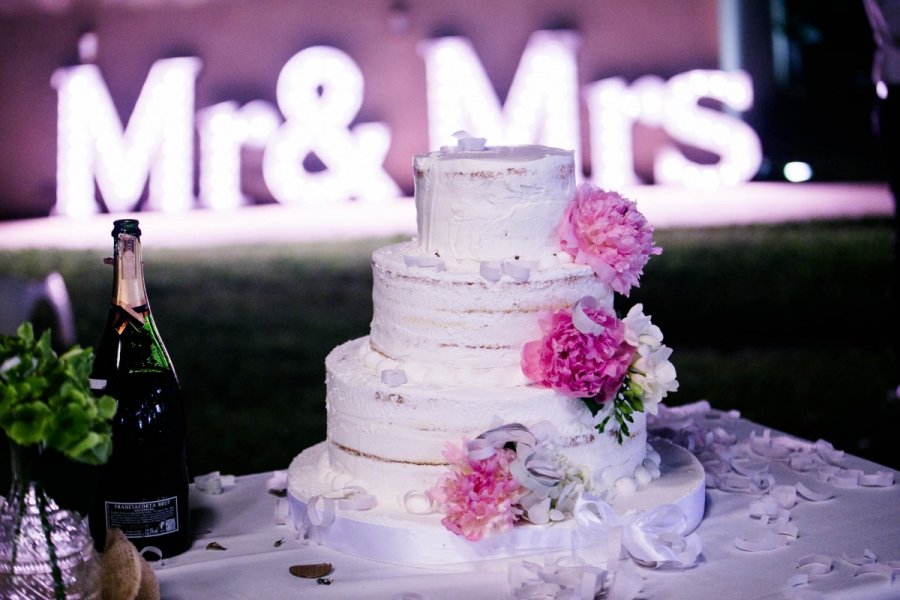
[0,322,116,600]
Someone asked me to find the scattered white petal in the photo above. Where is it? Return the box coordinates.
[480,261,502,282]
[797,554,833,576]
[502,260,536,282]
[841,549,879,566]
[381,369,407,387]
[404,254,446,271]
[734,531,786,552]
[266,470,287,493]
[833,469,862,487]
[795,482,834,502]
[859,470,894,487]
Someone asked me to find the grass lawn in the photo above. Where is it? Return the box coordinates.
[0,218,896,490]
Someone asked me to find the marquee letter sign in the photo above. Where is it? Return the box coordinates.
[584,70,761,189]
[51,31,764,217]
[419,30,582,170]
[52,57,201,216]
[262,46,399,205]
[197,100,280,210]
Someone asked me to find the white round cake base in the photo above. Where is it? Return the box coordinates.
[287,438,705,568]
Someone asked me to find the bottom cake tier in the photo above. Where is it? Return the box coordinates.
[287,438,705,567]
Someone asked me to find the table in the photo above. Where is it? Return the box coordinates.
[154,403,900,600]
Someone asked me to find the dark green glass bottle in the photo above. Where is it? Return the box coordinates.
[89,219,191,558]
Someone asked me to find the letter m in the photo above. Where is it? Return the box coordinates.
[51,57,201,216]
[419,30,581,169]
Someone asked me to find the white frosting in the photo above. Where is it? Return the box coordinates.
[287,140,660,524]
[324,338,649,513]
[413,145,575,262]
[369,241,612,383]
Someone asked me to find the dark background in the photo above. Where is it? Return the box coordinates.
[0,0,888,220]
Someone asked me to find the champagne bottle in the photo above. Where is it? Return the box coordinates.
[89,219,191,558]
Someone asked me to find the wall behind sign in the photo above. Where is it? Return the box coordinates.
[0,0,718,219]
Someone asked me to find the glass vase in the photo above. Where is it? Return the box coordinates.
[0,442,101,600]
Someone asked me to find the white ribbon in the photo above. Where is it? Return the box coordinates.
[622,504,702,568]
[572,493,701,570]
[306,486,376,528]
[465,438,497,461]
[402,490,435,515]
[572,296,604,336]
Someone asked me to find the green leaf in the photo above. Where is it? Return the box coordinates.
[581,396,604,418]
[97,396,117,420]
[7,401,53,445]
[16,322,35,344]
[630,396,644,413]
[586,374,650,446]
[66,431,102,461]
[0,322,116,465]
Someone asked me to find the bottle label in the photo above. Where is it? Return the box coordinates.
[103,496,180,538]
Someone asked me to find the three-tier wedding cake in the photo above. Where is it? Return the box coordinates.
[287,135,705,565]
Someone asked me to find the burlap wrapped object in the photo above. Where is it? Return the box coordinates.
[100,529,160,600]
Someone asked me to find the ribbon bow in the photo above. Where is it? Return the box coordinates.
[573,493,702,570]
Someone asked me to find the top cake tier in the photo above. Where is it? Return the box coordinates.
[413,144,575,262]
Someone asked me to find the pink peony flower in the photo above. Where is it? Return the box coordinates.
[558,183,661,296]
[426,441,523,541]
[521,303,634,401]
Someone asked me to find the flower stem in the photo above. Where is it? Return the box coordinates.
[35,478,66,600]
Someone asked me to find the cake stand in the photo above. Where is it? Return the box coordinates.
[287,438,705,568]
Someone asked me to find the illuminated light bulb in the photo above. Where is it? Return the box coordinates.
[262,46,399,205]
[197,100,280,210]
[584,76,657,187]
[52,57,201,215]
[419,30,582,168]
[654,69,761,187]
[783,161,813,183]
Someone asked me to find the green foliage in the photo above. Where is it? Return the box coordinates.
[0,322,116,465]
[588,380,645,445]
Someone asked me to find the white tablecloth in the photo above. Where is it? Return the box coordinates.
[154,407,900,600]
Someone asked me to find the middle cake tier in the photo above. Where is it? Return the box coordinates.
[368,241,614,386]
[325,337,650,516]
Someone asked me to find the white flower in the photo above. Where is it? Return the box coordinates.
[521,496,552,525]
[630,344,679,414]
[553,478,586,518]
[622,304,663,349]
